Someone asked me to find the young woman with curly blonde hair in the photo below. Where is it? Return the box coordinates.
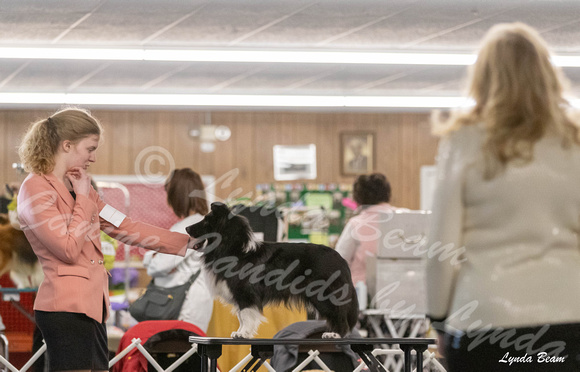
[18,107,192,372]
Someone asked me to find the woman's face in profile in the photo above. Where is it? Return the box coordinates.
[68,134,100,170]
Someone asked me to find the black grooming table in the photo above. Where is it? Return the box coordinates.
[189,336,436,372]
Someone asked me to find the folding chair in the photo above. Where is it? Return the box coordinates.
[144,328,203,372]
[112,320,206,372]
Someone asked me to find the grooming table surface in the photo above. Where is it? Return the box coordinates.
[189,336,436,372]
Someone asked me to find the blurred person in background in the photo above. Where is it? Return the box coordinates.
[335,173,400,286]
[143,168,213,332]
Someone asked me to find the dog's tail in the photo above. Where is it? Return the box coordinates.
[323,283,359,337]
[347,289,359,331]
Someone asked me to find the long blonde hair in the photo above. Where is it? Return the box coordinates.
[19,107,103,175]
[433,22,580,179]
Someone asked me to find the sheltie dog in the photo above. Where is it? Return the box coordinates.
[0,213,43,288]
[186,202,358,338]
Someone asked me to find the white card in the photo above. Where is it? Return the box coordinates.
[99,204,126,228]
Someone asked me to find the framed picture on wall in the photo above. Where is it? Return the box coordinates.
[273,144,317,181]
[340,132,374,176]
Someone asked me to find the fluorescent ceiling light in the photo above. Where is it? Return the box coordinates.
[3,47,580,67]
[0,92,477,109]
[552,55,580,67]
[3,92,579,109]
[2,47,579,66]
[0,47,475,65]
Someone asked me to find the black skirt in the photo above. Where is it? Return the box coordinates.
[35,308,108,371]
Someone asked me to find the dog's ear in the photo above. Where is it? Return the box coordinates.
[211,202,229,214]
[5,184,13,198]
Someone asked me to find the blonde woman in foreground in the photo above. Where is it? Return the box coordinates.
[427,23,580,371]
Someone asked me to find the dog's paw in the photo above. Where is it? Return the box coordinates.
[322,332,341,339]
[231,331,252,339]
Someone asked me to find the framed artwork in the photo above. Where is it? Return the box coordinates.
[340,132,374,176]
[273,144,317,181]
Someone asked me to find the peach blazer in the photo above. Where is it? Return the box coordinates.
[17,173,189,323]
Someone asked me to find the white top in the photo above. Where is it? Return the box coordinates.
[426,125,580,332]
[143,214,213,332]
[335,203,399,284]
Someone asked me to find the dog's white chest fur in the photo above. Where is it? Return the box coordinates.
[205,268,234,304]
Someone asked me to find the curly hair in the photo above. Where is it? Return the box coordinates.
[353,173,391,206]
[18,107,103,175]
[432,22,580,179]
[165,168,209,218]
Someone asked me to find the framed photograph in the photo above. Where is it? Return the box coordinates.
[273,144,317,181]
[341,132,374,176]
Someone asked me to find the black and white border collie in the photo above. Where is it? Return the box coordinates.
[186,202,358,339]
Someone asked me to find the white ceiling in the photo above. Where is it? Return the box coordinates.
[1,0,580,110]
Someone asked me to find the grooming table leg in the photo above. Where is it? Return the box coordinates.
[199,344,223,372]
[351,344,387,372]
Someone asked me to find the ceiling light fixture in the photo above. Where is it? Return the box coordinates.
[0,92,476,109]
[1,92,579,109]
[2,47,579,67]
[0,47,475,65]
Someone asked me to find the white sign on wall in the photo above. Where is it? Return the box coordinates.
[273,144,317,181]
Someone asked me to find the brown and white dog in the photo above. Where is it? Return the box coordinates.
[0,198,43,288]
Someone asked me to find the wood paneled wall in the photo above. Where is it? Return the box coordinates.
[0,109,439,209]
